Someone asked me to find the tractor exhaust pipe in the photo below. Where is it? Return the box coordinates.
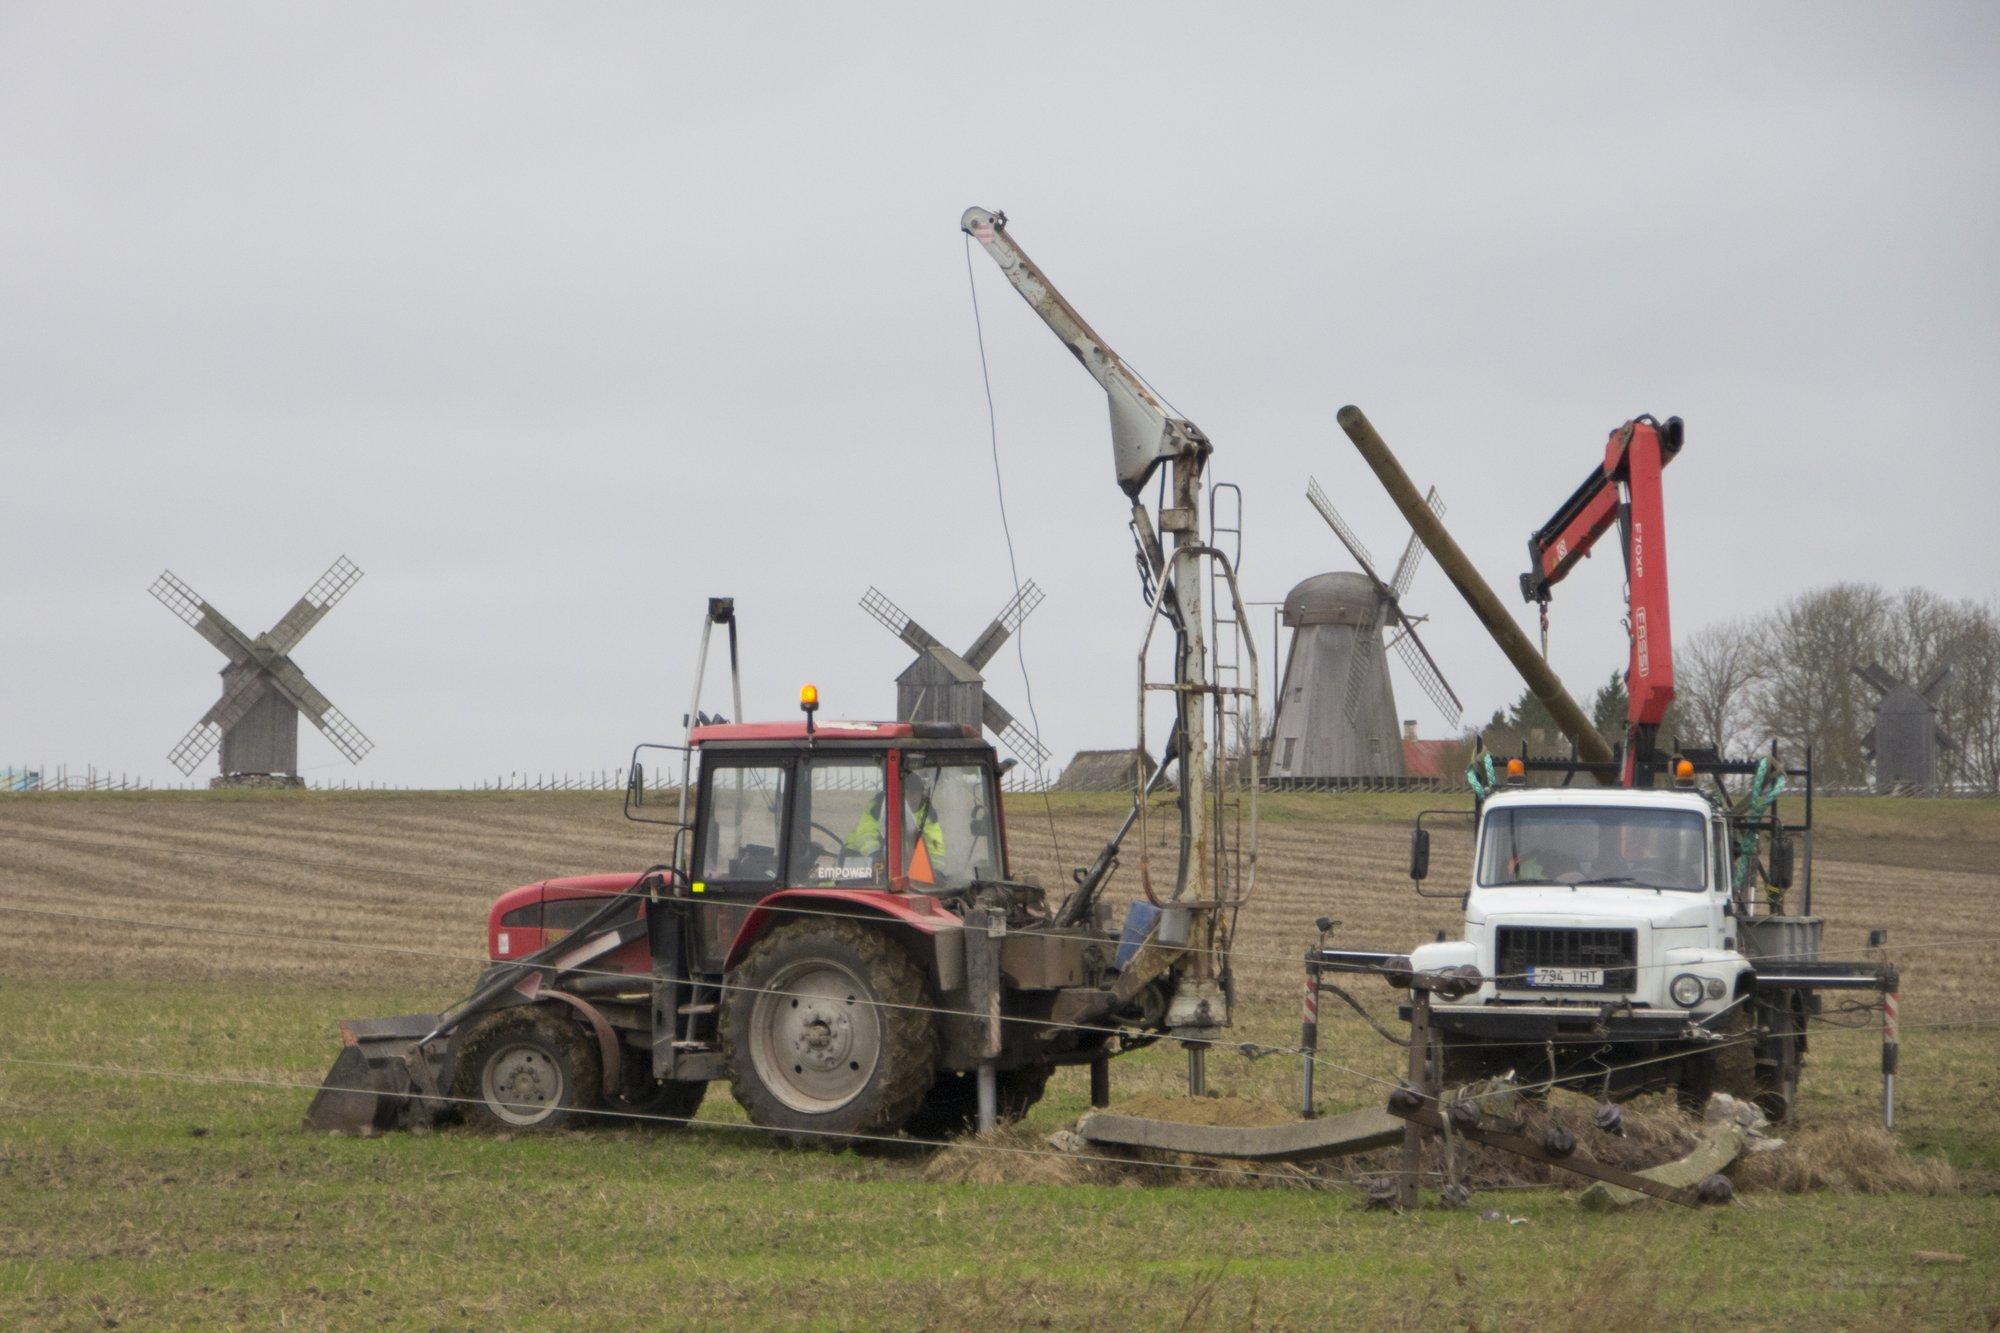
[1337,405,1615,775]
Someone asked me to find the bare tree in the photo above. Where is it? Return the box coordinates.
[1941,601,2000,792]
[1751,583,1890,785]
[1676,617,1767,754]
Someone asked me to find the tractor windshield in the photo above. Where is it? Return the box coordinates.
[1477,805,1709,892]
[900,756,1002,890]
[789,756,890,888]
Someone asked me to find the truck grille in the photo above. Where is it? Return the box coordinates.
[1495,927,1638,992]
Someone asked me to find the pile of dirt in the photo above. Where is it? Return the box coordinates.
[918,1092,1960,1199]
[1344,1089,1707,1192]
[1733,1123,1959,1195]
[921,1127,1094,1187]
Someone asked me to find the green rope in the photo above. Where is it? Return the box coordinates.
[1733,756,1787,892]
[1467,750,1498,799]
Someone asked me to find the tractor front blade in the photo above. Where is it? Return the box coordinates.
[303,1014,446,1134]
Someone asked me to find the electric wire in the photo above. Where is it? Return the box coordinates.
[0,823,1963,983]
[0,884,1969,1163]
[0,1055,1366,1191]
[0,898,1406,1097]
[0,890,1961,1108]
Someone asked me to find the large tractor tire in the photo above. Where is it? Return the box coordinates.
[452,1006,603,1132]
[723,918,938,1146]
[903,1064,1051,1140]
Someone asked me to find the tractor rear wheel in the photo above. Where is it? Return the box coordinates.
[903,1065,1051,1140]
[723,919,937,1147]
[452,1006,603,1132]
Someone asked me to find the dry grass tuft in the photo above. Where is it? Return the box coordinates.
[1734,1123,1959,1195]
[920,1127,1093,1187]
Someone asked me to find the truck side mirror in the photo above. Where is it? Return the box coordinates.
[1409,827,1431,882]
[1767,833,1794,891]
[626,761,645,808]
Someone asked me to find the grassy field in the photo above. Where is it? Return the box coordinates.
[1,789,1996,1327]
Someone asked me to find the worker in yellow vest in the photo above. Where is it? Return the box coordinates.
[843,780,944,882]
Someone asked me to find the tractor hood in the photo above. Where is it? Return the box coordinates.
[1468,886,1715,931]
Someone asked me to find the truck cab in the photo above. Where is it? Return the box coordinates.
[1411,788,1750,1027]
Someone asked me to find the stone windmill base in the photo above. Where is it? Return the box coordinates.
[211,772,306,790]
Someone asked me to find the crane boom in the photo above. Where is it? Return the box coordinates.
[1520,415,1684,785]
[961,207,1209,500]
[962,206,1250,1048]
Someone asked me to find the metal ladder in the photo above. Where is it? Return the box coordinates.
[1207,482,1253,908]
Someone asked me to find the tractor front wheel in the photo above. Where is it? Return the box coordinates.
[723,919,937,1146]
[452,1006,603,1132]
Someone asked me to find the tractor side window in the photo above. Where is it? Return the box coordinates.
[901,757,1002,890]
[698,762,789,884]
[788,757,889,888]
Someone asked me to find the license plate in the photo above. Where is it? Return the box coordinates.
[1528,966,1603,988]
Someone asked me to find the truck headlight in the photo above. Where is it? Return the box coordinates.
[1669,973,1705,1008]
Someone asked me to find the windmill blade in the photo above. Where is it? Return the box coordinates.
[1918,662,1953,702]
[166,669,273,774]
[1306,478,1387,588]
[962,579,1044,670]
[1851,662,1898,696]
[1341,602,1388,726]
[1389,609,1464,729]
[860,587,946,656]
[1389,488,1445,599]
[150,571,256,665]
[259,655,374,764]
[978,692,1052,769]
[265,556,363,655]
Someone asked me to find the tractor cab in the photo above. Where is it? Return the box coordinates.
[678,719,1008,970]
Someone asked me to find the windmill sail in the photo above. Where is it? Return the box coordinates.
[1306,478,1384,587]
[962,579,1043,670]
[1389,488,1445,598]
[266,556,363,655]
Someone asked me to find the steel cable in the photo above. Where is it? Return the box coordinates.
[0,824,1961,983]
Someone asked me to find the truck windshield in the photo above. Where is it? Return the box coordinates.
[1477,806,1708,891]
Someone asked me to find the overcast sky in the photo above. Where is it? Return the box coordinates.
[4,4,1996,786]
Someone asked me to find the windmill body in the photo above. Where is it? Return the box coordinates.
[150,557,373,787]
[1269,572,1404,779]
[1267,480,1464,783]
[860,582,1051,772]
[217,660,302,776]
[896,648,985,731]
[1854,662,1957,791]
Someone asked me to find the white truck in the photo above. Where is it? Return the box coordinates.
[1310,411,1897,1125]
[1410,780,1783,1107]
[1342,757,1894,1121]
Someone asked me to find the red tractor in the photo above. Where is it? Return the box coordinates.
[310,664,1142,1140]
[308,207,1261,1143]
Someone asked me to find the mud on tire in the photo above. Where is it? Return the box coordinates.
[722,918,938,1147]
[452,1005,603,1132]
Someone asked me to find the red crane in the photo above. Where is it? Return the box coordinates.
[1519,415,1684,786]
